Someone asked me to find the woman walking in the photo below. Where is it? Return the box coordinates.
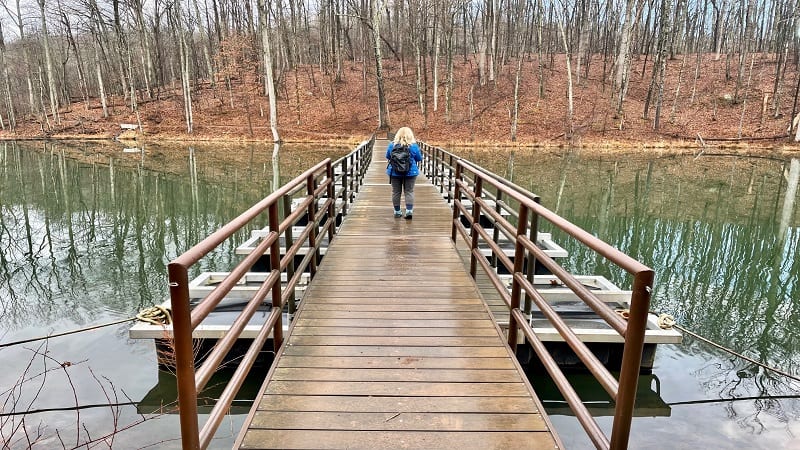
[386,127,423,219]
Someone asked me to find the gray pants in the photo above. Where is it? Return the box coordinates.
[390,176,416,209]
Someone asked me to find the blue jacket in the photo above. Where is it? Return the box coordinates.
[385,142,423,177]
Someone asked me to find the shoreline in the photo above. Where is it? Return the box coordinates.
[2,132,799,158]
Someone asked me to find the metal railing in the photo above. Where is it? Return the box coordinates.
[419,142,652,450]
[167,137,373,449]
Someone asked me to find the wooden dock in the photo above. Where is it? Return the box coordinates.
[234,141,560,449]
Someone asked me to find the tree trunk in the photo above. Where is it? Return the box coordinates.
[372,0,390,131]
[537,0,545,99]
[733,0,753,103]
[193,0,215,85]
[433,10,440,113]
[613,0,638,118]
[94,38,109,118]
[258,0,281,142]
[129,0,154,99]
[8,0,38,117]
[713,0,728,60]
[488,0,497,83]
[512,57,522,142]
[445,13,455,122]
[37,0,60,125]
[652,9,669,132]
[0,21,15,130]
[173,1,194,133]
[58,6,89,109]
[556,9,574,139]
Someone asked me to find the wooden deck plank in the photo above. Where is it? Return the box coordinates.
[248,411,548,431]
[236,140,558,450]
[240,430,552,450]
[300,303,489,311]
[271,367,523,382]
[263,381,532,397]
[254,395,538,413]
[279,345,512,358]
[305,297,484,305]
[287,335,502,347]
[293,318,496,328]
[290,327,499,337]
[276,356,516,369]
[298,310,490,320]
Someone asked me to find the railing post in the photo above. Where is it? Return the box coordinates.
[448,154,454,204]
[342,157,349,216]
[524,197,541,315]
[326,161,336,241]
[469,176,483,278]
[283,193,297,315]
[434,147,442,193]
[168,263,200,450]
[451,162,462,244]
[610,270,653,450]
[268,203,283,351]
[440,148,444,192]
[491,189,502,268]
[355,150,361,194]
[508,204,529,353]
[307,173,318,278]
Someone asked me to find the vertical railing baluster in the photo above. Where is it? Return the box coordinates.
[491,189,502,268]
[448,154,454,204]
[610,270,653,450]
[469,174,483,278]
[283,193,296,315]
[268,203,283,351]
[508,204,529,353]
[307,172,318,279]
[168,263,200,450]
[451,162,462,243]
[341,157,349,217]
[524,197,541,315]
[326,161,336,242]
[438,148,444,195]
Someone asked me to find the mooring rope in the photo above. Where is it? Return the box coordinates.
[614,308,800,384]
[0,306,173,349]
[135,305,172,326]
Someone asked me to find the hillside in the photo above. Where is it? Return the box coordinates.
[2,53,800,154]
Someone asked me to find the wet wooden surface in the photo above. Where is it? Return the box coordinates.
[237,140,558,449]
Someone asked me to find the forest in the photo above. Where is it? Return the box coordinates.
[0,0,799,148]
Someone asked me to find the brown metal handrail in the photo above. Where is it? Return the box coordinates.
[168,137,373,449]
[420,144,652,450]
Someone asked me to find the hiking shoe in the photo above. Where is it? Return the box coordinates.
[394,210,402,218]
[405,210,413,220]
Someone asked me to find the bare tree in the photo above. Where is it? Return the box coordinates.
[371,0,390,131]
[613,0,641,121]
[1,0,37,117]
[556,0,574,138]
[258,0,280,142]
[36,0,61,126]
[0,20,15,129]
[170,0,194,133]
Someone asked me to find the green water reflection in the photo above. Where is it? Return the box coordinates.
[1,142,798,449]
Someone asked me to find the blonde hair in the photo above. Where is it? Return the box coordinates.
[393,127,416,145]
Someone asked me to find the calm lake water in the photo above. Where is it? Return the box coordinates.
[1,141,798,449]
